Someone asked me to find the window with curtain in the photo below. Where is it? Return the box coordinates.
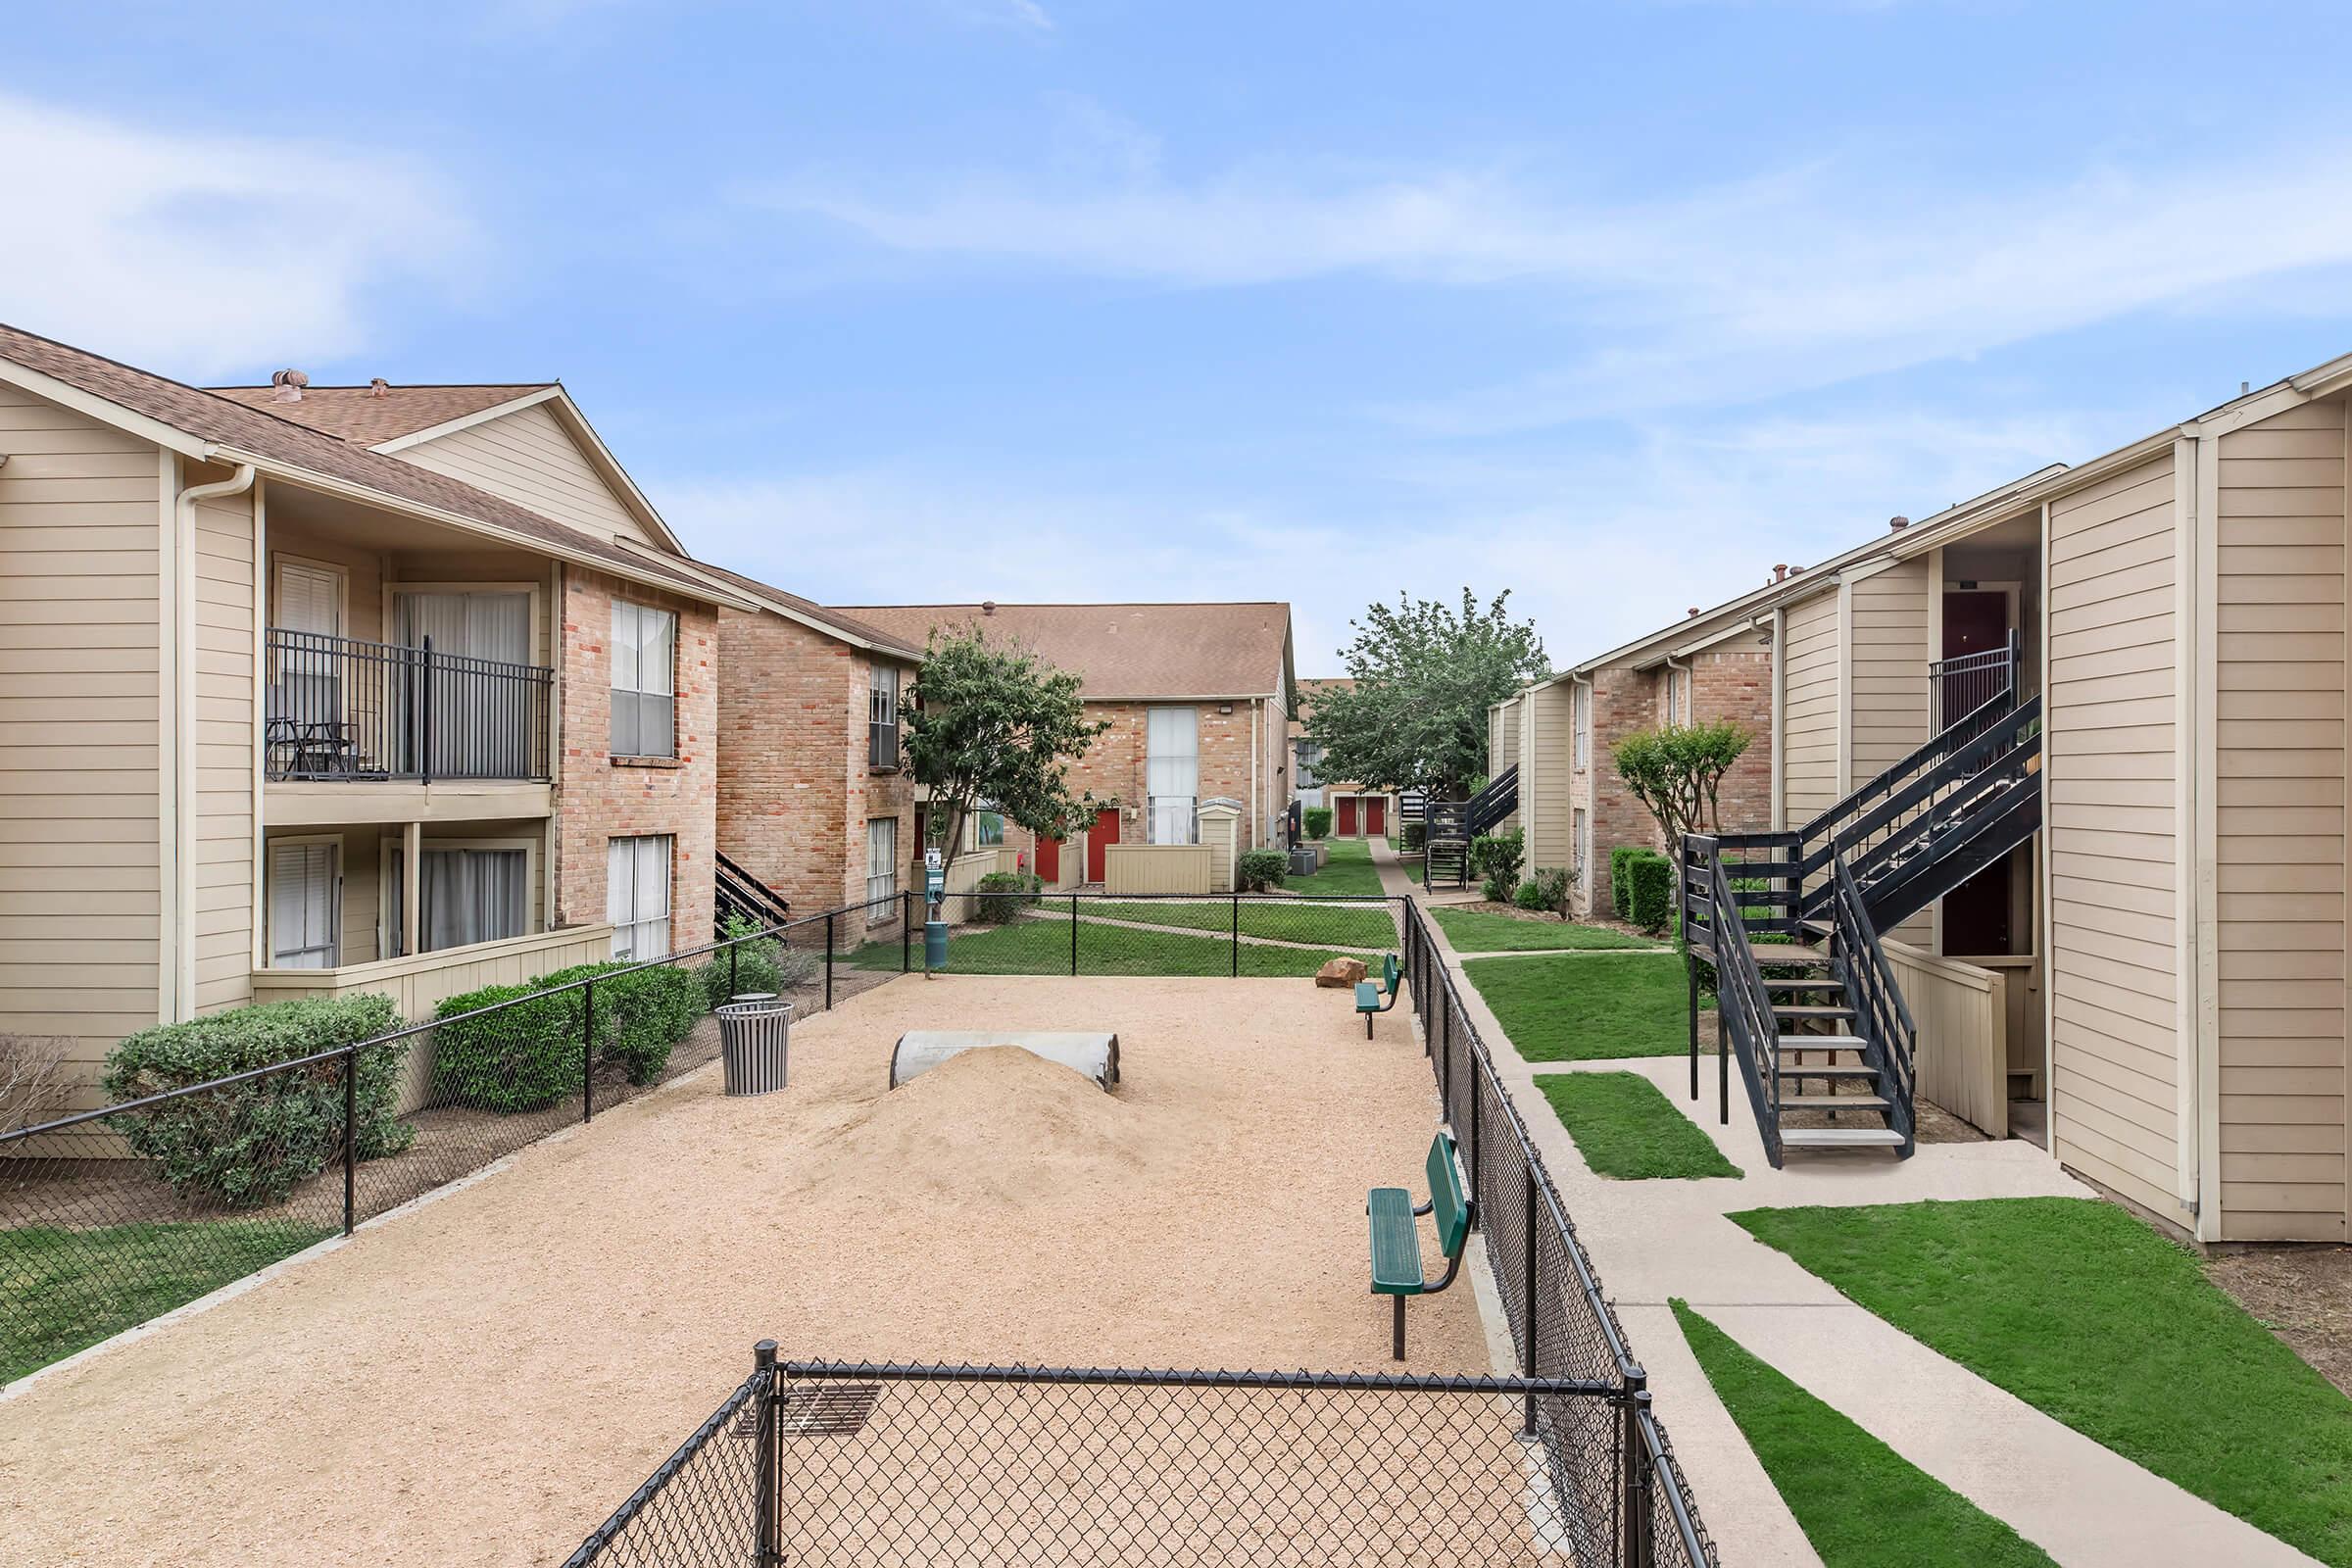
[866,816,899,909]
[610,601,677,759]
[397,589,533,777]
[1572,684,1591,769]
[971,810,1004,849]
[1147,706,1200,845]
[868,664,900,769]
[387,845,529,956]
[269,840,339,968]
[609,835,673,960]
[271,562,347,749]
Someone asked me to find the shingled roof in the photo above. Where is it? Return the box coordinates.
[688,561,926,659]
[0,324,731,604]
[829,602,1293,700]
[207,382,550,446]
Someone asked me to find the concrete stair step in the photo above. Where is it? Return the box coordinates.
[1779,1126,1906,1149]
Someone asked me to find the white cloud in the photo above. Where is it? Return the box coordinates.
[742,137,2352,421]
[0,95,475,377]
[941,0,1054,32]
[656,401,2097,672]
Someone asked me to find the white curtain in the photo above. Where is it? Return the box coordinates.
[389,847,528,956]
[610,602,677,759]
[397,591,532,777]
[270,841,339,968]
[866,816,899,906]
[1147,706,1200,845]
[271,562,346,741]
[609,836,673,960]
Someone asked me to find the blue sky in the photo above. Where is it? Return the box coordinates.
[9,2,2352,672]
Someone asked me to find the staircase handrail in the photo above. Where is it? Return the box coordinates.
[1827,850,1917,1152]
[1827,695,2043,916]
[1683,834,1785,1167]
[716,852,793,929]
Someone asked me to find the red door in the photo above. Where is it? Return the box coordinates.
[1366,797,1388,836]
[1035,833,1060,884]
[1337,797,1359,837]
[1085,809,1120,882]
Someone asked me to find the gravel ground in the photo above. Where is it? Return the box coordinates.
[0,975,1492,1567]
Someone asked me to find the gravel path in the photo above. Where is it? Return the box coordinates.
[0,975,1488,1567]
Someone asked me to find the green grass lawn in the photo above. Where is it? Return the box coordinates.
[1734,1197,2352,1565]
[1462,951,1691,1060]
[1432,906,1662,953]
[848,915,1348,977]
[1077,899,1398,949]
[1404,858,1424,884]
[1672,1299,2057,1567]
[3,1218,335,1382]
[1285,837,1385,898]
[1538,1072,1740,1179]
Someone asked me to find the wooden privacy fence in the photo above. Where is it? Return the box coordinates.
[1103,844,1214,896]
[1883,939,2008,1137]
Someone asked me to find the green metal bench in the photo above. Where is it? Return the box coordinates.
[1354,953,1403,1038]
[1367,1129,1471,1359]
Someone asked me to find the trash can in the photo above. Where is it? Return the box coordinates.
[716,994,793,1097]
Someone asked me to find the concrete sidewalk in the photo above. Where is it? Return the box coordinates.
[1409,905,2321,1568]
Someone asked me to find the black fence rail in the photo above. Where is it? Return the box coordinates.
[900,889,1404,979]
[266,627,553,783]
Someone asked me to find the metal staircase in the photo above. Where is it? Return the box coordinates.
[1683,635,2038,1164]
[1422,765,1519,890]
[715,851,792,932]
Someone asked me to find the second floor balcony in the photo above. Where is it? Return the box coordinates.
[267,628,554,784]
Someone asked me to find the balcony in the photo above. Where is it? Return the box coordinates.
[267,628,553,785]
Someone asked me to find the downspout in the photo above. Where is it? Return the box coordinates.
[1570,672,1594,894]
[172,460,255,1019]
[1664,653,1691,727]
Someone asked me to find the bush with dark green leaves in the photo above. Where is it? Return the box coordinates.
[703,913,820,1008]
[1514,879,1549,911]
[971,870,1044,924]
[1610,846,1642,922]
[542,960,705,1086]
[1470,827,1526,904]
[1237,849,1288,892]
[1627,851,1674,935]
[1402,822,1426,852]
[432,977,588,1113]
[102,994,414,1207]
[1303,807,1334,841]
[1516,865,1572,915]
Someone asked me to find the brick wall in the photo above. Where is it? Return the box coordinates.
[553,568,718,953]
[1004,697,1281,870]
[1690,646,1774,832]
[714,607,916,928]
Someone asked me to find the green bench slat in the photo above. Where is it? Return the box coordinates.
[1426,1133,1470,1260]
[1367,1187,1425,1295]
[1354,980,1382,1010]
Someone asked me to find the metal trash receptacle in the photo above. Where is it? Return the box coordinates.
[716,994,793,1097]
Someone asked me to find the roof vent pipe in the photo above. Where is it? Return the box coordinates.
[1773,564,1788,583]
[1688,607,1700,617]
[269,368,308,403]
[368,377,391,398]
[1888,514,1909,531]
[980,600,997,616]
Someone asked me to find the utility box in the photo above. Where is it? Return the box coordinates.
[1198,797,1244,893]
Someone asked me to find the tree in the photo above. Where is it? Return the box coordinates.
[1612,722,1753,853]
[900,629,1112,880]
[1303,589,1549,799]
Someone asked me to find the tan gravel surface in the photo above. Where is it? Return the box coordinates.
[1,976,1490,1567]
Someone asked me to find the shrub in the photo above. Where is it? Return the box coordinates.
[1402,821,1426,852]
[1513,879,1549,911]
[432,978,587,1113]
[102,994,413,1207]
[1303,807,1333,841]
[704,913,819,1008]
[1528,865,1573,916]
[971,869,1043,924]
[1627,851,1674,935]
[544,960,705,1086]
[1470,827,1526,905]
[1610,846,1641,922]
[1237,849,1288,892]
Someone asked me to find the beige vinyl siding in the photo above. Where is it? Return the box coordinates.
[2045,449,2184,1224]
[192,476,256,1014]
[1847,558,1932,786]
[2213,402,2346,1240]
[1491,699,1521,779]
[0,385,164,1104]
[399,403,655,548]
[1520,681,1573,870]
[1780,589,1840,826]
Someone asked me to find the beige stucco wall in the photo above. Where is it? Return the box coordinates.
[2213,400,2347,1240]
[2044,448,2187,1231]
[0,384,167,1107]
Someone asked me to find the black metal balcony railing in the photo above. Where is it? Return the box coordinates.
[266,629,553,784]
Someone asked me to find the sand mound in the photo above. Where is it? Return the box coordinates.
[819,1045,1158,1201]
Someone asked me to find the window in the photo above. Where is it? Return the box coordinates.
[610,601,677,759]
[971,810,1004,849]
[1572,683,1591,770]
[868,664,901,769]
[399,589,535,777]
[1573,808,1591,878]
[269,839,340,969]
[1147,706,1200,845]
[1296,740,1323,790]
[866,817,899,910]
[609,835,673,960]
[388,844,530,956]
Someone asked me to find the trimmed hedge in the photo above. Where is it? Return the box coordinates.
[1470,827,1527,905]
[1610,846,1641,922]
[1401,822,1426,852]
[544,960,704,1086]
[102,994,414,1207]
[971,870,1044,924]
[1303,807,1333,841]
[1237,849,1288,892]
[434,956,710,1112]
[1626,851,1674,935]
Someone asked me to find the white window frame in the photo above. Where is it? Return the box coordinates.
[272,555,347,637]
[1146,705,1200,846]
[866,816,900,917]
[1572,683,1592,771]
[868,663,901,770]
[610,600,678,760]
[380,835,538,958]
[969,809,1005,850]
[609,834,674,961]
[268,834,343,970]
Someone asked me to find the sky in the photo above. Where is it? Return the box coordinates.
[8,1,2352,674]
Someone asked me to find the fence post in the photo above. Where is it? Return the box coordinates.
[1069,893,1079,976]
[730,939,741,1001]
[1687,954,1698,1101]
[1467,1062,1481,1228]
[1621,1373,1652,1568]
[419,635,435,788]
[754,1340,781,1568]
[903,892,912,973]
[824,912,835,1011]
[1522,1158,1539,1434]
[582,977,596,1122]
[341,1047,357,1237]
[1230,894,1240,978]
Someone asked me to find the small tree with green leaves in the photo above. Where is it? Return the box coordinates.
[1612,722,1753,854]
[902,629,1112,881]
